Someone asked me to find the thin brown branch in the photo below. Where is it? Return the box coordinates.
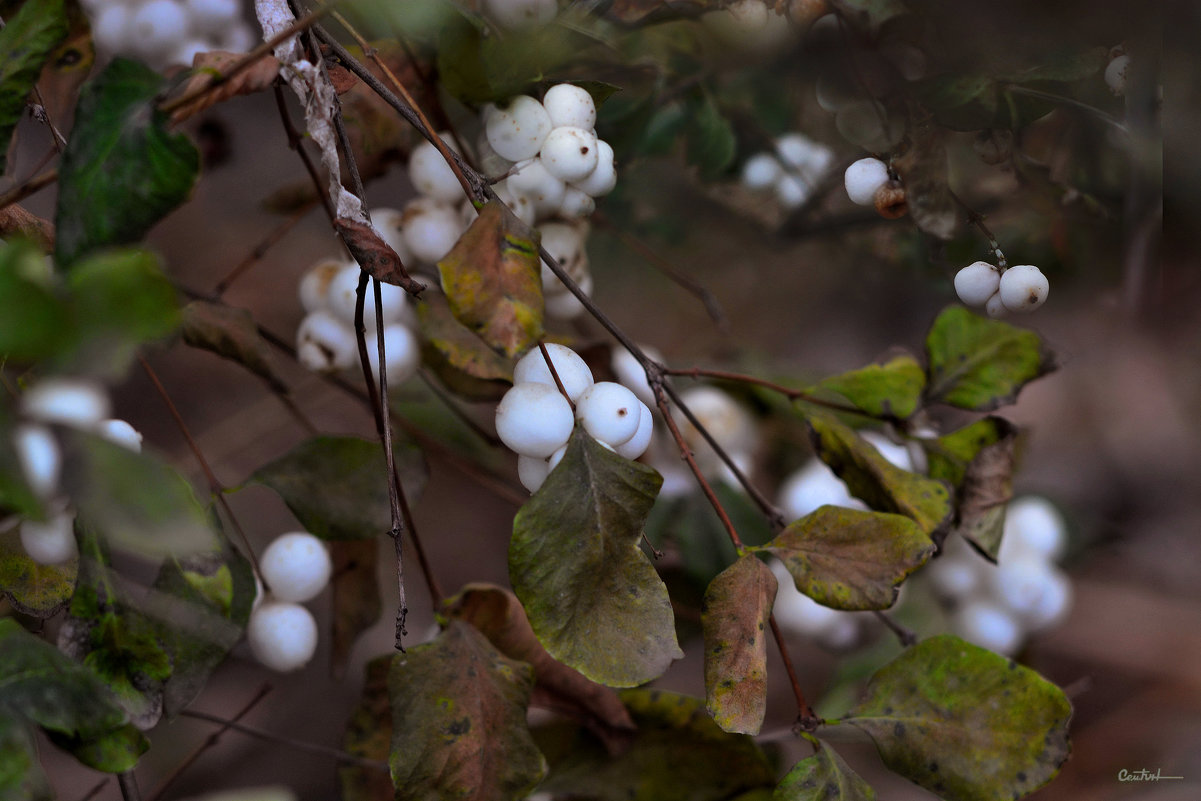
[211,201,316,297]
[76,780,109,801]
[770,616,817,727]
[664,365,869,419]
[417,370,503,448]
[873,609,917,647]
[0,169,57,213]
[538,340,575,410]
[179,709,390,771]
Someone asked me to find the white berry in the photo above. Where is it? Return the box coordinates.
[296,311,357,372]
[370,208,417,265]
[860,430,914,471]
[990,557,1061,624]
[769,559,843,636]
[246,600,319,672]
[19,509,77,565]
[493,181,538,226]
[999,496,1067,562]
[485,96,553,162]
[475,130,515,180]
[674,386,758,460]
[610,344,661,408]
[408,134,464,203]
[326,263,408,331]
[259,532,333,603]
[569,140,617,198]
[538,222,588,289]
[513,344,594,402]
[543,273,592,320]
[367,324,421,386]
[539,127,600,183]
[778,459,866,521]
[984,290,1007,318]
[218,22,257,54]
[844,157,891,206]
[1105,54,1131,96]
[401,198,465,266]
[576,382,642,447]
[951,600,1022,656]
[23,378,110,429]
[613,401,653,460]
[495,382,575,458]
[741,154,781,191]
[91,4,133,55]
[954,261,1001,307]
[131,0,189,57]
[517,454,551,493]
[96,419,143,453]
[299,259,345,314]
[557,187,596,219]
[925,555,981,601]
[1020,566,1072,631]
[998,265,1049,313]
[775,174,811,209]
[507,158,567,216]
[13,424,60,499]
[542,84,597,130]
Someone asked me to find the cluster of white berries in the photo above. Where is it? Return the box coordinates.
[495,344,653,493]
[82,0,257,71]
[740,133,836,209]
[954,261,1049,317]
[246,531,332,672]
[9,378,143,566]
[929,497,1072,656]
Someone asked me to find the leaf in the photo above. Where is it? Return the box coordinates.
[0,523,77,618]
[180,301,285,392]
[341,656,393,801]
[1002,47,1108,84]
[168,50,282,123]
[330,540,381,678]
[246,436,427,541]
[760,506,934,611]
[0,239,73,364]
[892,124,957,240]
[63,432,216,556]
[686,91,736,180]
[827,0,909,31]
[534,688,776,801]
[0,406,44,521]
[702,555,776,735]
[441,584,636,750]
[0,0,68,173]
[388,620,547,800]
[509,428,680,687]
[915,74,998,132]
[924,306,1054,411]
[335,218,425,294]
[805,412,952,538]
[438,199,543,358]
[0,710,50,801]
[55,58,199,268]
[811,353,925,420]
[775,741,876,801]
[836,634,1072,801]
[923,417,1012,489]
[416,291,515,400]
[0,618,149,773]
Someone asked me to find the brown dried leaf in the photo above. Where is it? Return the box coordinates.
[442,583,636,752]
[168,51,281,124]
[340,655,393,801]
[417,292,514,400]
[335,217,425,294]
[330,540,381,679]
[893,120,957,241]
[955,421,1018,561]
[0,205,54,251]
[438,199,543,358]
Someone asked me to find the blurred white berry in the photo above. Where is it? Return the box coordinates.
[741,154,781,191]
[218,22,258,54]
[954,261,1001,307]
[925,554,981,601]
[168,39,210,67]
[543,273,592,320]
[493,181,538,226]
[91,4,133,55]
[298,259,345,314]
[844,157,891,206]
[513,344,594,402]
[538,222,588,289]
[96,419,143,453]
[367,324,421,386]
[989,557,1065,625]
[542,84,597,130]
[401,198,465,266]
[673,386,758,469]
[131,0,190,57]
[19,509,77,565]
[775,175,811,209]
[1019,565,1072,631]
[951,600,1023,655]
[576,382,642,447]
[296,310,357,372]
[22,379,110,429]
[610,344,662,408]
[777,459,866,521]
[408,134,465,203]
[508,158,567,216]
[325,263,409,331]
[1105,54,1131,96]
[370,208,417,265]
[495,382,575,458]
[769,559,845,637]
[485,96,553,162]
[247,600,319,672]
[998,265,1048,313]
[999,496,1067,562]
[13,424,60,499]
[860,430,913,471]
[557,187,596,219]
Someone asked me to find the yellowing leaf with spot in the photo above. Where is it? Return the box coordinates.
[702,555,776,734]
[775,740,877,800]
[438,199,542,358]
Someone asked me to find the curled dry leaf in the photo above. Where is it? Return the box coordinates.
[335,217,426,295]
[0,205,54,252]
[168,51,282,124]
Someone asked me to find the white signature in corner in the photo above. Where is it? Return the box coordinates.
[1117,768,1184,782]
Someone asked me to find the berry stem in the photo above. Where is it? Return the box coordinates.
[950,190,1008,270]
[538,340,576,411]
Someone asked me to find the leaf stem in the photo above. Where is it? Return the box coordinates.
[873,609,917,647]
[1003,84,1129,135]
[178,709,390,770]
[770,616,818,728]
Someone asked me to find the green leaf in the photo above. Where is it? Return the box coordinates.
[0,239,73,364]
[923,416,1012,489]
[811,353,925,420]
[0,618,148,773]
[438,199,543,358]
[805,412,952,538]
[0,521,77,618]
[389,620,547,800]
[702,554,776,735]
[341,655,393,801]
[916,74,998,132]
[510,428,680,687]
[685,91,736,180]
[416,291,515,401]
[775,741,876,800]
[927,417,1019,559]
[180,300,285,392]
[534,688,776,801]
[0,711,51,801]
[0,0,68,174]
[63,432,216,556]
[55,58,199,268]
[247,435,427,541]
[836,635,1072,801]
[828,0,909,31]
[759,506,933,611]
[924,306,1054,411]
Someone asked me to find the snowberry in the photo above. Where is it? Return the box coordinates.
[475,131,515,180]
[246,600,319,672]
[296,310,357,372]
[557,187,596,219]
[495,382,575,458]
[218,22,257,53]
[367,324,421,386]
[951,600,1022,655]
[512,344,594,402]
[187,0,242,34]
[610,344,661,408]
[998,264,1049,313]
[91,5,133,55]
[408,135,465,204]
[1105,54,1131,96]
[401,199,465,266]
[370,208,416,264]
[776,133,834,179]
[517,454,551,493]
[990,557,1064,624]
[674,386,758,460]
[775,174,811,209]
[844,157,891,206]
[954,261,1001,307]
[984,291,1007,318]
[20,511,77,565]
[485,96,553,162]
[538,222,588,287]
[542,84,597,130]
[13,425,60,499]
[576,382,642,447]
[169,39,210,68]
[22,378,110,429]
[999,496,1067,562]
[544,274,592,320]
[769,560,843,636]
[96,419,143,453]
[925,555,980,601]
[493,181,537,226]
[259,532,332,603]
[741,154,782,191]
[326,263,408,331]
[569,140,617,198]
[860,430,914,471]
[483,0,557,29]
[539,127,600,183]
[777,459,866,521]
[299,259,345,314]
[507,158,568,216]
[1020,566,1072,631]
[547,443,568,472]
[131,0,190,56]
[613,401,654,460]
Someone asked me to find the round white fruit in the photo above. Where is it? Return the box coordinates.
[984,290,1008,318]
[542,84,597,130]
[326,263,408,330]
[20,510,77,565]
[778,459,866,521]
[609,344,661,408]
[370,208,417,264]
[954,261,1001,307]
[517,454,551,493]
[741,153,781,191]
[507,158,567,215]
[13,424,61,499]
[543,273,592,319]
[91,5,133,55]
[557,186,596,219]
[259,532,333,603]
[495,382,576,458]
[493,181,538,226]
[1000,496,1067,562]
[408,135,465,203]
[131,0,190,56]
[1105,54,1131,96]
[613,402,654,460]
[569,140,617,198]
[844,157,891,206]
[674,386,758,459]
[770,560,844,637]
[512,344,594,402]
[22,378,110,429]
[296,310,357,372]
[485,95,553,162]
[538,222,588,288]
[576,382,642,447]
[925,554,980,601]
[246,600,319,672]
[475,130,515,180]
[951,600,1023,656]
[539,127,600,183]
[367,324,421,386]
[998,265,1049,313]
[401,199,465,266]
[860,430,914,471]
[96,419,143,453]
[299,259,346,314]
